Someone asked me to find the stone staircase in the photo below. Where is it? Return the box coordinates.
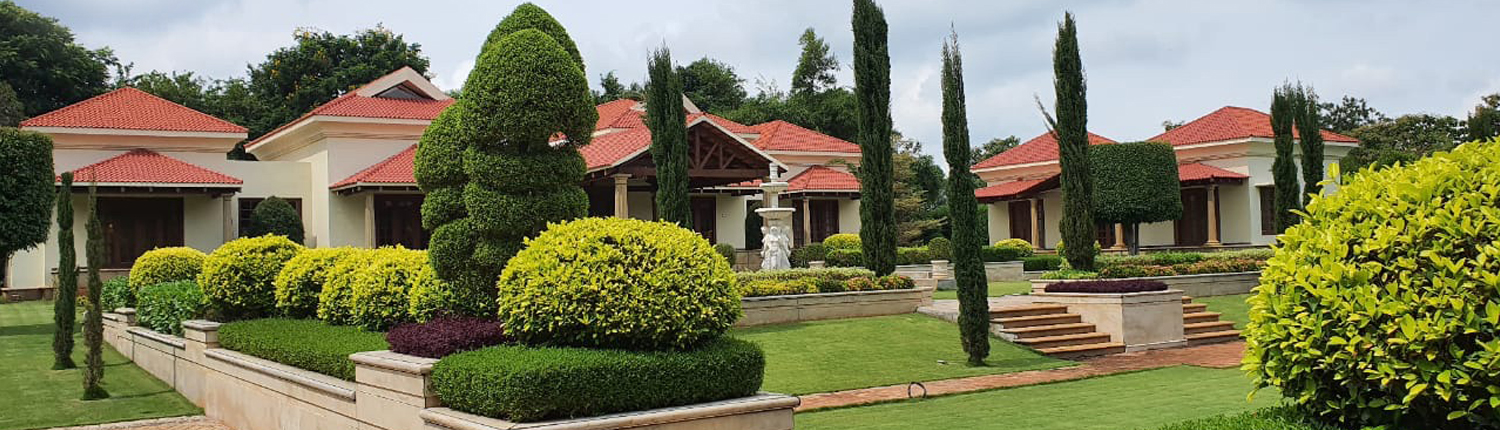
[1180,296,1241,345]
[990,296,1241,359]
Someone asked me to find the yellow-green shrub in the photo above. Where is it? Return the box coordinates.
[497,218,739,351]
[317,249,376,325]
[198,236,302,320]
[348,248,428,330]
[822,233,861,250]
[407,263,456,323]
[1245,139,1500,430]
[273,248,358,318]
[129,247,206,292]
[993,238,1035,255]
[739,278,817,297]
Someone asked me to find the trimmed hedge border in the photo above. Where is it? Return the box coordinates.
[431,337,764,422]
[1044,279,1168,294]
[218,318,388,380]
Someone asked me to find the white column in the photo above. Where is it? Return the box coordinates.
[1029,198,1042,248]
[1206,185,1222,247]
[363,194,376,248]
[801,198,812,245]
[1112,224,1126,250]
[221,196,235,243]
[612,174,631,218]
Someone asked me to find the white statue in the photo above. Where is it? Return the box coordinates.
[760,225,791,270]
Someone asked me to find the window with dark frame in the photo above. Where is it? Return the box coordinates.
[1258,186,1275,235]
[238,197,304,238]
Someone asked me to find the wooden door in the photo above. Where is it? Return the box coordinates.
[690,197,717,243]
[1007,201,1032,243]
[809,200,840,243]
[98,197,184,268]
[1096,222,1116,248]
[375,195,428,249]
[1175,188,1208,246]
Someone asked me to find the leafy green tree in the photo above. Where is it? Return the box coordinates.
[1051,12,1095,271]
[1161,120,1184,131]
[1270,85,1301,232]
[1318,95,1388,134]
[81,183,107,400]
[1466,106,1498,142]
[1340,114,1463,173]
[118,70,212,111]
[791,28,839,95]
[596,71,629,103]
[1294,85,1325,205]
[940,32,988,366]
[0,81,23,126]
[0,1,118,117]
[1090,142,1181,254]
[677,57,745,113]
[647,46,691,227]
[723,28,857,142]
[852,0,895,276]
[0,127,53,289]
[970,135,1019,166]
[246,196,304,244]
[245,26,429,138]
[51,173,76,370]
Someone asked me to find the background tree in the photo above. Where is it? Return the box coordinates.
[81,183,107,400]
[595,71,631,103]
[970,135,1019,165]
[244,26,429,138]
[0,1,118,117]
[725,28,858,142]
[246,196,304,244]
[890,133,945,244]
[1270,85,1301,231]
[852,0,895,276]
[677,57,745,114]
[940,32,989,365]
[1466,105,1498,142]
[0,128,54,289]
[1051,12,1096,271]
[1318,95,1388,134]
[647,46,692,228]
[1161,120,1184,131]
[1294,85,1326,204]
[0,82,24,126]
[1091,142,1181,255]
[51,173,76,370]
[1340,113,1463,173]
[791,28,839,95]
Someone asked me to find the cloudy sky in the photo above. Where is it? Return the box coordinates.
[20,0,1500,166]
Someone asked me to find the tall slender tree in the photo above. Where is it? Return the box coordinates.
[81,182,107,400]
[1052,12,1095,271]
[1294,85,1325,205]
[51,172,77,370]
[1271,85,1301,232]
[940,32,989,365]
[646,46,691,228]
[852,0,896,276]
[791,28,839,95]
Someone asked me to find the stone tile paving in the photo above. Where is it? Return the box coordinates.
[918,297,1036,324]
[796,341,1245,411]
[43,417,231,430]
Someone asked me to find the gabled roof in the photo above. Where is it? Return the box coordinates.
[975,176,1058,202]
[247,68,454,149]
[330,145,417,190]
[580,127,652,170]
[65,149,242,185]
[1177,162,1249,183]
[21,87,247,134]
[785,165,860,192]
[1149,106,1359,146]
[749,120,861,154]
[971,131,1116,171]
[591,99,755,135]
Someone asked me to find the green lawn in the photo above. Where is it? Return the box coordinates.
[1197,294,1252,329]
[931,281,1031,301]
[730,314,1069,395]
[796,366,1281,430]
[0,300,200,430]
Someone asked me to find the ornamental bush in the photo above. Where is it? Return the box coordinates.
[431,338,764,422]
[245,197,304,244]
[1246,140,1500,429]
[993,238,1034,255]
[273,247,358,318]
[129,247,206,293]
[348,248,428,331]
[822,233,861,250]
[386,317,507,359]
[219,318,388,381]
[317,249,375,325]
[735,267,875,285]
[1039,269,1097,280]
[714,243,736,262]
[100,276,133,311]
[926,237,952,261]
[198,235,302,320]
[739,278,818,297]
[407,262,460,323]
[980,245,1028,262]
[826,248,863,267]
[896,246,931,265]
[1022,255,1063,271]
[1044,279,1167,294]
[135,281,204,336]
[497,218,740,351]
[790,243,830,267]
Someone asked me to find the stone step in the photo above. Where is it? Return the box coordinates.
[1182,296,1194,304]
[1183,311,1222,325]
[1037,342,1127,359]
[1186,330,1242,345]
[999,322,1097,339]
[1016,332,1113,349]
[1184,321,1236,335]
[1182,303,1208,313]
[989,304,1069,319]
[993,313,1082,328]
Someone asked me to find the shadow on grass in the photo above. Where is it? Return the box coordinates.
[0,323,57,337]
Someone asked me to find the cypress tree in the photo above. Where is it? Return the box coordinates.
[1052,12,1095,271]
[1271,85,1301,232]
[51,173,77,370]
[646,46,691,227]
[1295,85,1325,206]
[851,0,896,276]
[81,183,108,400]
[940,32,989,365]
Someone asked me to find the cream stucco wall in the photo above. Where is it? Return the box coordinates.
[837,198,861,235]
[715,195,748,248]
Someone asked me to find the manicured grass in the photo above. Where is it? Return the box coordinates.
[730,314,1069,395]
[796,366,1282,430]
[0,300,200,430]
[931,281,1031,300]
[1151,406,1337,430]
[1197,294,1251,329]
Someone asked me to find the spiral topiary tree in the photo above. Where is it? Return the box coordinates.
[1246,139,1500,429]
[415,4,595,316]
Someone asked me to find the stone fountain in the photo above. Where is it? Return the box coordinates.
[757,165,795,271]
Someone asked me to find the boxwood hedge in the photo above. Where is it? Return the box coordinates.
[218,318,388,381]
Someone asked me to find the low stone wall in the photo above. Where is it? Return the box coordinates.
[102,314,798,430]
[1030,271,1261,297]
[738,287,935,327]
[984,261,1025,283]
[1030,289,1186,352]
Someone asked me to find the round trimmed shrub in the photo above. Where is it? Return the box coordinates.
[129,247,206,293]
[348,248,428,331]
[246,197,304,244]
[136,281,204,336]
[825,248,864,267]
[497,217,739,351]
[926,237,952,261]
[790,243,829,267]
[1246,140,1500,429]
[273,247,358,318]
[198,235,303,320]
[994,238,1035,255]
[318,249,376,325]
[100,275,133,311]
[822,233,861,250]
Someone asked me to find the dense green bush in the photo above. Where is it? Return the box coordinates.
[498,218,739,351]
[431,338,764,422]
[0,127,54,276]
[348,248,429,331]
[980,245,1029,262]
[993,238,1034,255]
[1090,142,1182,254]
[129,247,206,293]
[1152,407,1340,430]
[844,274,915,292]
[735,267,875,284]
[714,243,736,263]
[926,237,952,261]
[219,318,388,381]
[822,233,861,250]
[896,246,932,265]
[1097,264,1176,278]
[739,278,817,297]
[100,276,133,311]
[1246,140,1500,429]
[790,243,829,268]
[1022,255,1063,271]
[317,249,375,325]
[273,247,357,318]
[1039,269,1097,280]
[407,263,457,323]
[135,281,204,336]
[1203,248,1274,261]
[246,197,304,244]
[826,248,863,267]
[198,236,302,320]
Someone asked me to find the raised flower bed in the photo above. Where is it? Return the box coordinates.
[735,268,933,326]
[1029,280,1187,352]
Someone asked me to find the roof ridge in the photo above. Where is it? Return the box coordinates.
[22,87,247,133]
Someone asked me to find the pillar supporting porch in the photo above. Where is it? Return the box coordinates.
[1029,198,1042,248]
[1205,184,1222,247]
[611,174,631,218]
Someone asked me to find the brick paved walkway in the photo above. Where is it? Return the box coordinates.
[45,416,231,430]
[796,341,1245,411]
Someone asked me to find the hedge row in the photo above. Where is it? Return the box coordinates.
[738,273,913,297]
[1022,255,1063,271]
[387,317,507,359]
[218,318,388,380]
[1043,279,1168,294]
[825,244,1032,267]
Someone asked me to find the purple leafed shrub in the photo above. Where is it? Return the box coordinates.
[386,317,509,359]
[1044,279,1169,294]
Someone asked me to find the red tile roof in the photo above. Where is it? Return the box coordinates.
[1149,106,1359,146]
[691,112,755,134]
[749,120,861,153]
[580,127,652,170]
[971,132,1116,170]
[66,149,242,185]
[1177,162,1249,182]
[974,163,1251,201]
[309,92,454,120]
[22,87,247,133]
[786,165,860,192]
[594,99,643,130]
[974,176,1057,201]
[330,145,417,189]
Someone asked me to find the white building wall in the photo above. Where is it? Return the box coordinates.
[714,195,748,248]
[837,198,861,234]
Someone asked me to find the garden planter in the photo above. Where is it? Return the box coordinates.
[1029,289,1186,352]
[738,287,935,327]
[1031,271,1260,297]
